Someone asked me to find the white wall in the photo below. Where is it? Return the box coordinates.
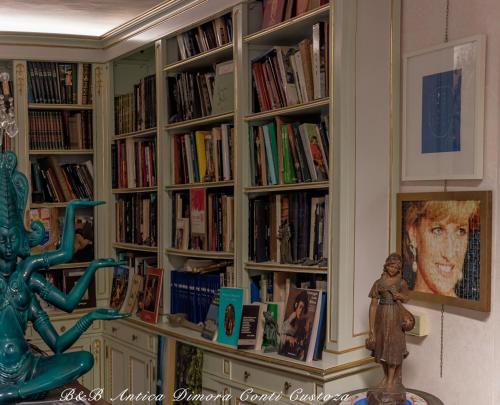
[400,1,500,403]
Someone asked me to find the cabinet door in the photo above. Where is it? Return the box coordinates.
[105,339,128,401]
[128,350,155,405]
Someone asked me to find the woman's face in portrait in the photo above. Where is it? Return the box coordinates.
[411,214,469,296]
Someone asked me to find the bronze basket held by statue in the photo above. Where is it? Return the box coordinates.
[398,301,415,332]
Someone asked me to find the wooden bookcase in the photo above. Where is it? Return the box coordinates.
[14,59,111,313]
[158,6,238,319]
[104,0,381,396]
[109,46,161,280]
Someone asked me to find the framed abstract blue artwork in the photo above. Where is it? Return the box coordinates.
[402,36,485,180]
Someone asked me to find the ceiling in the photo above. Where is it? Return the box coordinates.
[0,0,167,38]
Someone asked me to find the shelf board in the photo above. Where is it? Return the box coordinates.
[166,112,234,131]
[165,180,234,191]
[29,149,94,155]
[50,262,91,270]
[125,318,374,377]
[244,181,329,193]
[29,103,93,110]
[113,243,159,253]
[164,43,233,73]
[165,248,234,260]
[244,5,331,45]
[30,202,70,208]
[245,261,328,274]
[112,127,158,140]
[112,186,158,194]
[244,98,330,121]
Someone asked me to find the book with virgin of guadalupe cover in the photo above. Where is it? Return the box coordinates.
[278,287,322,362]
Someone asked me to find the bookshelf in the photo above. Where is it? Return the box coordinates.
[109,46,160,279]
[12,58,109,314]
[160,4,238,320]
[0,60,16,153]
[104,0,380,393]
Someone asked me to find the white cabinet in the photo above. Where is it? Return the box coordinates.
[103,321,158,404]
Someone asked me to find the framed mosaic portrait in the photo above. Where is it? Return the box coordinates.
[397,191,491,311]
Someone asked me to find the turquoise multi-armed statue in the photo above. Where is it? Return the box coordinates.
[0,151,127,403]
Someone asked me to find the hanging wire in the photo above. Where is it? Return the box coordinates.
[444,0,450,43]
[440,304,445,378]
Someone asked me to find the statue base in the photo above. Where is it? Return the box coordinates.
[325,388,443,405]
[367,387,406,405]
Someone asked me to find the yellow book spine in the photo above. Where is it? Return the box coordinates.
[195,131,208,181]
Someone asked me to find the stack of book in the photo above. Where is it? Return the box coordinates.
[251,22,329,112]
[114,74,156,134]
[31,158,94,202]
[249,117,329,185]
[115,193,158,247]
[176,12,233,60]
[199,285,327,362]
[111,139,157,188]
[27,62,92,104]
[29,110,93,150]
[170,271,221,323]
[172,188,234,252]
[167,71,215,122]
[260,0,329,30]
[110,254,157,314]
[172,125,233,184]
[249,192,328,264]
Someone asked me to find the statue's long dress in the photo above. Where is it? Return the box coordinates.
[369,278,408,366]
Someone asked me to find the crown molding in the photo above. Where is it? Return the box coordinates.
[0,0,240,62]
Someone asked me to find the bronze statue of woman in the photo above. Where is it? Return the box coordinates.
[366,253,414,405]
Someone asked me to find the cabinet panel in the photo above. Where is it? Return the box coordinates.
[128,353,154,405]
[231,360,315,397]
[105,340,128,401]
[104,321,157,354]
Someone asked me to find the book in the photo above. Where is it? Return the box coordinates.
[217,287,244,347]
[262,0,286,29]
[211,61,234,115]
[278,287,322,361]
[238,303,265,349]
[62,269,96,309]
[190,188,207,250]
[171,270,221,323]
[110,266,129,311]
[140,267,163,324]
[29,208,60,254]
[121,273,144,314]
[201,292,220,341]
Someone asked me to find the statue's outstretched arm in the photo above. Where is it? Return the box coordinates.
[30,297,129,354]
[30,258,120,313]
[21,200,104,280]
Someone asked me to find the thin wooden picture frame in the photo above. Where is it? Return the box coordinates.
[397,191,491,311]
[402,35,486,180]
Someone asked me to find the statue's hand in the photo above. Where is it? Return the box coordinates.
[90,258,127,270]
[67,199,106,209]
[88,308,131,321]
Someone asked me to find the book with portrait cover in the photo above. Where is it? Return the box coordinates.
[140,267,164,324]
[217,287,244,347]
[278,287,322,362]
[109,266,129,311]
